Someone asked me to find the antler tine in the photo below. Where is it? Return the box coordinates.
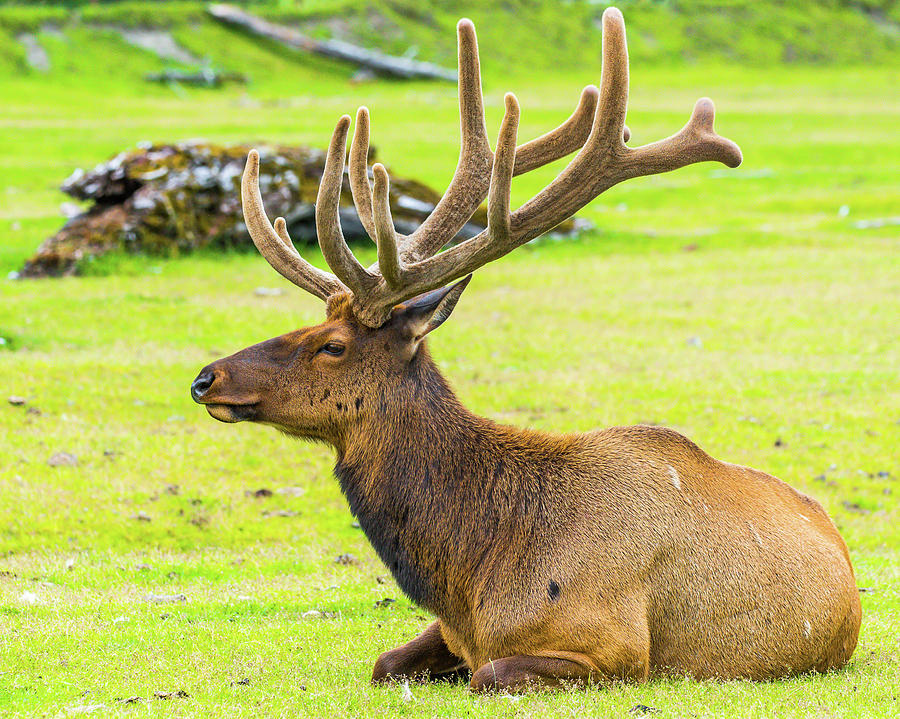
[397,18,493,264]
[241,150,345,300]
[513,85,596,176]
[623,97,743,175]
[512,86,631,177]
[372,163,404,288]
[589,6,629,150]
[316,115,377,295]
[455,19,492,164]
[348,106,377,242]
[488,93,520,244]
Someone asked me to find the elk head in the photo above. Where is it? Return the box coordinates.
[191,9,741,442]
[190,279,470,439]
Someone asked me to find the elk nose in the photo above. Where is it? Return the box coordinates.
[191,370,216,402]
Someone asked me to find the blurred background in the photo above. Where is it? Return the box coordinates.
[0,1,897,715]
[1,0,898,276]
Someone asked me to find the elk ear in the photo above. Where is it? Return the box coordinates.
[390,275,472,342]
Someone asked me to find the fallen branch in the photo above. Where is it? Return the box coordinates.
[207,3,456,82]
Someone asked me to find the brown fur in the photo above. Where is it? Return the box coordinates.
[192,293,861,692]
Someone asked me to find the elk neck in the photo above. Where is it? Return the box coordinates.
[331,343,567,618]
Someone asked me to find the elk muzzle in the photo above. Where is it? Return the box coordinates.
[190,362,260,423]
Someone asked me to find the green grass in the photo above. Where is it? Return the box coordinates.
[1,6,899,718]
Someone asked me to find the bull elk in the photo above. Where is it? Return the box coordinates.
[191,8,860,692]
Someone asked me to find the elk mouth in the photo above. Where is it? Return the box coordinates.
[204,402,259,423]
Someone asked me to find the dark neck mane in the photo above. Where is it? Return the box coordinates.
[332,346,562,616]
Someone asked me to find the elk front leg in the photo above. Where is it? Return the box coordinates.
[372,621,467,684]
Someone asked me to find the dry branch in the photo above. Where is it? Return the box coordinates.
[207,4,457,82]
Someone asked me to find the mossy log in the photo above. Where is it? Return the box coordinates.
[20,141,576,278]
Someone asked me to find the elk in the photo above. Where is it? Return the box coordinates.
[191,8,860,692]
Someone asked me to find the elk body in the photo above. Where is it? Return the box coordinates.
[191,9,860,692]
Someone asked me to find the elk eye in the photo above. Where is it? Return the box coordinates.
[319,342,345,356]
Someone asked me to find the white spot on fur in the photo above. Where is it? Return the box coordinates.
[804,619,811,637]
[799,514,811,523]
[748,522,763,547]
[668,465,681,490]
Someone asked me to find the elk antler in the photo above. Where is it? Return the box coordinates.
[241,8,742,328]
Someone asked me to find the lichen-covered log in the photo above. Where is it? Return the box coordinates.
[20,141,576,278]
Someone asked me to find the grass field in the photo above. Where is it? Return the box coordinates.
[1,8,899,718]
